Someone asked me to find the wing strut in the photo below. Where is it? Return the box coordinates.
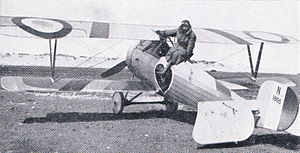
[49,39,58,82]
[246,42,264,81]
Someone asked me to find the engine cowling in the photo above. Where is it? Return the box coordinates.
[126,40,170,90]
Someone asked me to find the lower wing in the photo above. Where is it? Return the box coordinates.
[0,76,154,93]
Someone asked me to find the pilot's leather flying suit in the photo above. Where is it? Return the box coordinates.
[159,20,197,65]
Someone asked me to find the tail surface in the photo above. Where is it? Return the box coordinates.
[256,80,299,136]
[192,80,300,145]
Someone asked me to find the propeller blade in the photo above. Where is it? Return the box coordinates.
[101,60,127,78]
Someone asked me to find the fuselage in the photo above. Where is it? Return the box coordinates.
[126,40,233,107]
[124,40,300,137]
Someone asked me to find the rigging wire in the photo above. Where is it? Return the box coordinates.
[55,40,123,80]
[88,53,123,68]
[71,39,125,68]
[200,46,255,80]
[201,46,246,69]
[71,39,98,54]
[215,47,246,63]
[71,40,123,68]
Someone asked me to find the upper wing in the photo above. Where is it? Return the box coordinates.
[1,16,299,44]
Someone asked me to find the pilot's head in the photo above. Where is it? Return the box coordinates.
[180,20,191,32]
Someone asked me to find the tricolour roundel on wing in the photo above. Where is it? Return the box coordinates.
[243,31,290,44]
[12,17,72,39]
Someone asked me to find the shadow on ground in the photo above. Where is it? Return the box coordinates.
[23,110,197,125]
[198,134,299,151]
[23,110,299,151]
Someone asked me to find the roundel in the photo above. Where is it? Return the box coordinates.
[243,31,290,44]
[12,17,72,39]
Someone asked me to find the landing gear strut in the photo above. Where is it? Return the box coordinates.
[112,92,143,114]
[165,100,178,114]
[111,92,178,114]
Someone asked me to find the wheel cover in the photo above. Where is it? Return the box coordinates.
[112,93,123,114]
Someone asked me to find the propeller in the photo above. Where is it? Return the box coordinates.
[101,60,127,78]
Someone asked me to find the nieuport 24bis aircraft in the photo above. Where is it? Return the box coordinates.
[0,16,299,145]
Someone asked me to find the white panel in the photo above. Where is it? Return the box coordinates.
[193,101,254,144]
[256,81,288,130]
[173,62,217,90]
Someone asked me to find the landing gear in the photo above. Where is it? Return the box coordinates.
[112,92,125,114]
[165,100,178,114]
[111,91,178,114]
[112,92,143,114]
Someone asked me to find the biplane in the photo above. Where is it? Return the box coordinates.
[0,16,299,145]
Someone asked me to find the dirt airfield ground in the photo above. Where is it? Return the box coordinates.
[0,90,299,153]
[0,66,299,152]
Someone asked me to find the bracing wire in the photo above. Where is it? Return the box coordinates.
[72,40,123,68]
[55,40,123,80]
[215,47,246,63]
[201,46,246,69]
[200,46,255,80]
[88,53,123,68]
[71,39,98,54]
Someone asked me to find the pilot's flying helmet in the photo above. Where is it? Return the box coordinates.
[181,20,190,26]
[180,20,191,32]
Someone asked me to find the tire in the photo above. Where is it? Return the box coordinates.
[165,100,178,114]
[112,92,125,114]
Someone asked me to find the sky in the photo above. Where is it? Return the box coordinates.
[0,0,299,73]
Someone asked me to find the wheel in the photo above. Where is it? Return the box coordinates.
[112,92,125,114]
[165,100,178,114]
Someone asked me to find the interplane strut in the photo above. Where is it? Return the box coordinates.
[246,42,264,80]
[49,39,58,82]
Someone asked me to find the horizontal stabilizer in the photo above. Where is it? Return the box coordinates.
[256,81,299,135]
[193,101,254,144]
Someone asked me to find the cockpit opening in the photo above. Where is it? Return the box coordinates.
[155,64,172,92]
[137,40,170,58]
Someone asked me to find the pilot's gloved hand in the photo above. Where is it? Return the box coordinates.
[188,59,197,64]
[186,52,193,58]
[155,30,162,36]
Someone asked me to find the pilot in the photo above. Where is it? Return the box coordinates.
[155,20,197,74]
